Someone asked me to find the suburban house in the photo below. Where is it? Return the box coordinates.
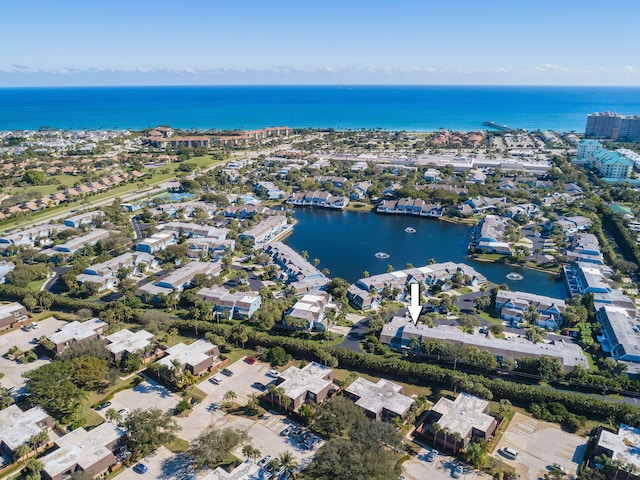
[195,287,262,320]
[344,378,415,422]
[0,405,54,459]
[159,222,228,240]
[47,318,108,354]
[39,422,125,480]
[416,392,498,453]
[0,302,28,330]
[0,224,69,247]
[157,339,220,376]
[347,284,377,310]
[185,237,235,261]
[104,329,155,362]
[275,362,335,411]
[283,292,331,331]
[287,191,349,210]
[495,290,565,329]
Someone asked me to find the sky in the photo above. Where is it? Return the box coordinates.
[1,0,639,87]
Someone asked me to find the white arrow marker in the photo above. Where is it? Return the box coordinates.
[407,283,422,325]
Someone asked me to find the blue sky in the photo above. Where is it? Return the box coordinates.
[1,0,639,86]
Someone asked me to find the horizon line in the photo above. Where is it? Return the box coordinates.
[1,83,640,89]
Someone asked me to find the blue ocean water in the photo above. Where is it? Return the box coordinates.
[1,85,639,132]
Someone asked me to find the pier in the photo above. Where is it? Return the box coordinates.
[483,121,516,133]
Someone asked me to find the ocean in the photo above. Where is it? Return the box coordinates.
[1,85,640,132]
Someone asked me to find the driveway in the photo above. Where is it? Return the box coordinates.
[335,314,369,352]
[492,412,587,479]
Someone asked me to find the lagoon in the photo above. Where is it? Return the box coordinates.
[284,208,567,299]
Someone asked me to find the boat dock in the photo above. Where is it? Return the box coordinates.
[483,121,516,133]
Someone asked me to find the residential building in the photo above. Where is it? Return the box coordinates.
[376,198,443,217]
[254,181,286,199]
[63,210,105,228]
[136,232,176,253]
[264,242,327,292]
[0,224,69,247]
[591,149,634,179]
[240,215,288,245]
[416,392,498,452]
[157,339,219,376]
[575,139,602,162]
[186,237,235,261]
[0,302,28,330]
[380,317,588,372]
[196,287,262,319]
[564,262,613,298]
[287,191,349,210]
[495,290,565,328]
[565,233,604,265]
[0,405,53,458]
[586,111,640,142]
[105,329,154,362]
[140,261,221,298]
[283,292,331,331]
[47,318,108,354]
[596,305,640,363]
[344,377,414,421]
[40,422,125,480]
[469,215,512,255]
[159,222,228,239]
[275,362,335,411]
[51,229,111,254]
[77,252,157,291]
[594,424,640,476]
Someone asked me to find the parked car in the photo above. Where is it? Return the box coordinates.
[280,426,293,436]
[209,376,223,385]
[550,463,566,473]
[245,356,257,365]
[258,455,272,468]
[427,450,438,462]
[207,402,218,412]
[95,401,111,411]
[452,464,464,478]
[221,368,234,377]
[252,382,267,391]
[268,369,280,378]
[133,463,148,474]
[118,408,129,418]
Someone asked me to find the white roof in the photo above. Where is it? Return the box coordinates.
[278,361,333,400]
[0,405,50,450]
[157,339,217,370]
[48,318,107,345]
[432,392,495,438]
[105,329,154,355]
[346,377,414,417]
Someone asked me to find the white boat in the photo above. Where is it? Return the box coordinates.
[404,227,416,233]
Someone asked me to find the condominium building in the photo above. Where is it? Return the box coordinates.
[585,111,640,142]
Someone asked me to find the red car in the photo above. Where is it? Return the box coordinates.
[244,356,257,365]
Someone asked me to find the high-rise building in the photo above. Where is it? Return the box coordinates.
[585,112,640,141]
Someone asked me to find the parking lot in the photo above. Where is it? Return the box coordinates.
[116,446,179,480]
[104,377,180,420]
[492,412,587,479]
[0,316,65,389]
[402,442,491,480]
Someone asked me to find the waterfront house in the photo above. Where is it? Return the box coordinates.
[196,287,262,320]
[283,291,331,331]
[240,215,288,246]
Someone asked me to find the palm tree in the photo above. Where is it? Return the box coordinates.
[223,390,237,407]
[407,336,422,353]
[274,386,287,411]
[431,422,442,449]
[267,384,278,407]
[278,451,298,479]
